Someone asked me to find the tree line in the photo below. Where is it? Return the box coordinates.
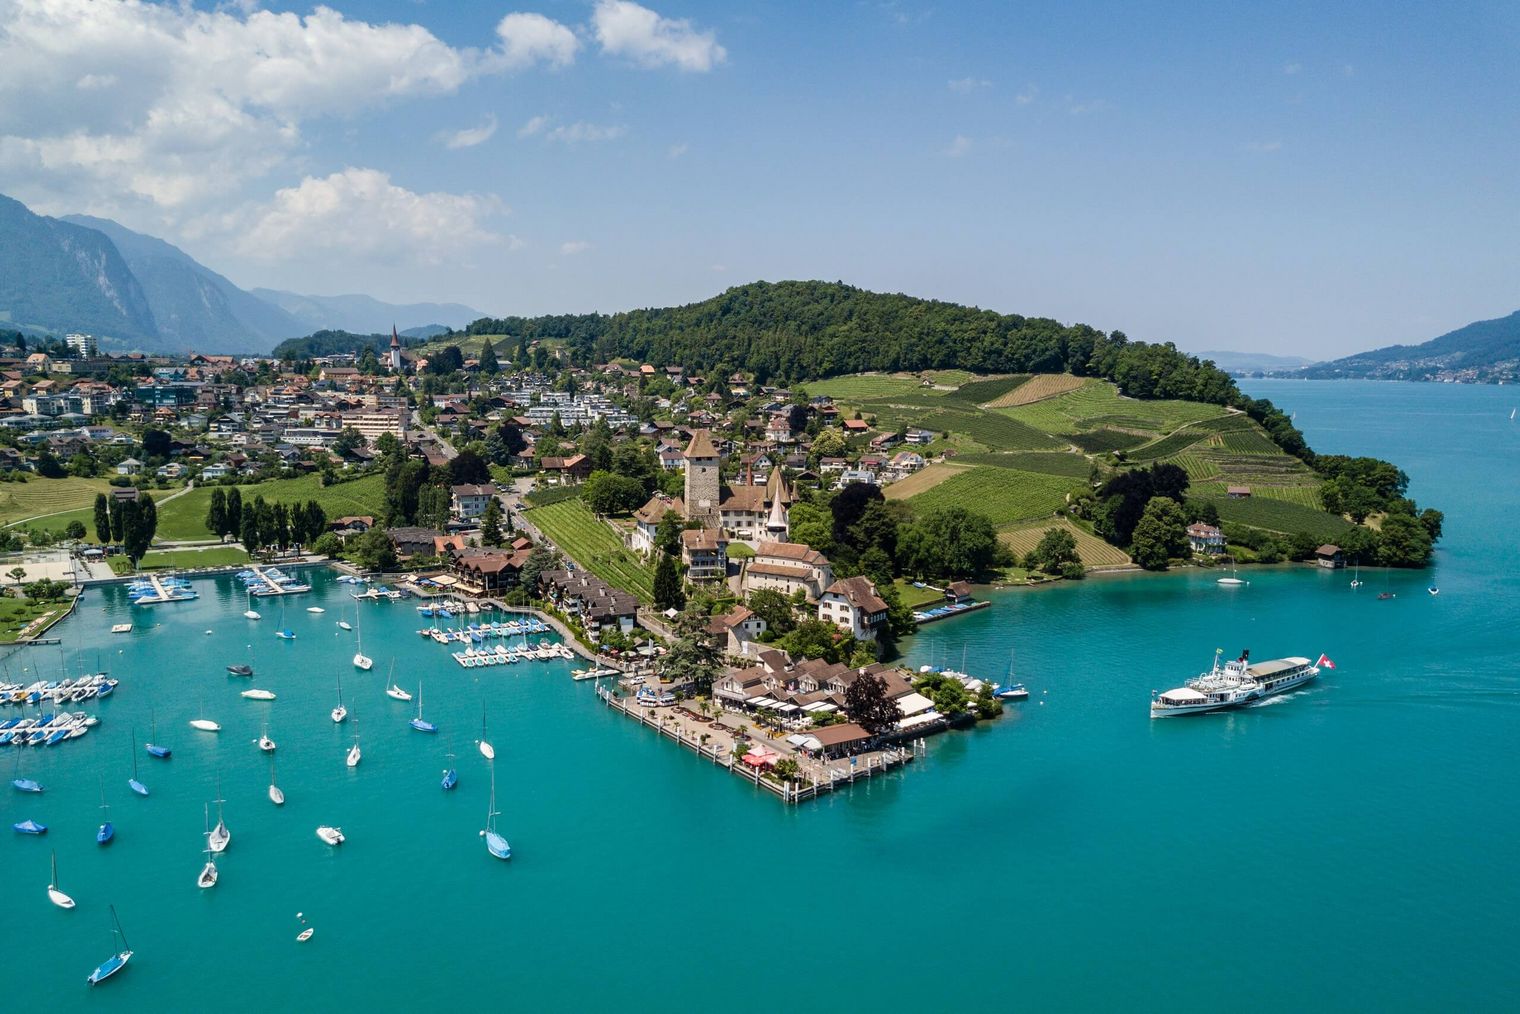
[92,492,157,565]
[202,487,328,553]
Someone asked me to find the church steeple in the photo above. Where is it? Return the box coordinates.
[388,324,403,371]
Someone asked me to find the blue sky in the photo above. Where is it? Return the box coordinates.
[0,1,1515,356]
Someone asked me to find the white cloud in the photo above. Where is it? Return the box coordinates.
[493,12,580,70]
[947,77,991,93]
[944,135,973,158]
[0,1,568,216]
[667,142,689,159]
[517,114,551,138]
[592,1,726,72]
[439,115,499,150]
[560,240,592,256]
[545,121,627,144]
[1283,62,1302,76]
[1064,96,1111,115]
[1015,84,1038,106]
[221,167,507,265]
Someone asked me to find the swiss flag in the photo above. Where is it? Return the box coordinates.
[1316,654,1336,669]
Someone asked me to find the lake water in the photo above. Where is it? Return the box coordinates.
[4,380,1516,1012]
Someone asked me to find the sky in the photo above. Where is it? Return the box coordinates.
[0,0,1516,357]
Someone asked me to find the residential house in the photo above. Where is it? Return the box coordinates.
[706,605,768,658]
[447,545,532,593]
[539,453,591,485]
[630,493,684,555]
[116,457,143,476]
[818,575,890,642]
[1315,544,1345,569]
[450,484,494,521]
[680,527,728,582]
[1187,523,1227,556]
[742,541,834,601]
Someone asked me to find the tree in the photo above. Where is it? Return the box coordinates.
[1376,511,1434,567]
[352,527,398,571]
[141,428,172,461]
[206,488,227,538]
[301,500,327,545]
[332,427,364,457]
[843,672,899,736]
[448,448,491,486]
[272,501,290,550]
[7,566,25,586]
[610,442,659,494]
[426,345,465,374]
[654,511,682,556]
[519,545,557,594]
[1025,527,1081,575]
[93,493,111,544]
[240,506,261,554]
[788,501,834,554]
[897,506,1004,580]
[485,422,525,465]
[480,498,504,547]
[108,497,125,542]
[64,520,86,539]
[659,606,721,691]
[34,449,65,478]
[1130,497,1189,570]
[583,471,647,516]
[777,618,851,663]
[831,482,884,544]
[478,338,499,375]
[809,427,848,459]
[120,495,157,564]
[417,484,452,530]
[312,532,344,557]
[225,488,242,538]
[746,588,798,636]
[653,553,685,611]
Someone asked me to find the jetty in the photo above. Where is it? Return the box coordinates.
[127,573,197,605]
[596,685,916,805]
[1,673,116,707]
[0,709,102,747]
[240,565,312,597]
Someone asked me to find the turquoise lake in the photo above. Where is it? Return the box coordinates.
[3,379,1516,1012]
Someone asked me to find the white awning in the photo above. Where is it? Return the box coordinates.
[802,702,837,713]
[795,735,824,751]
[1160,687,1207,702]
[776,703,799,713]
[895,692,936,717]
[748,697,779,708]
[898,710,942,730]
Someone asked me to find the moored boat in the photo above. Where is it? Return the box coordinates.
[85,906,133,986]
[315,825,345,846]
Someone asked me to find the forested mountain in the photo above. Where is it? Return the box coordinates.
[251,290,482,337]
[0,194,158,343]
[1296,310,1520,382]
[62,214,305,351]
[271,329,419,359]
[1198,350,1316,375]
[463,280,1312,461]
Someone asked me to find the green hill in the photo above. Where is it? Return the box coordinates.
[1297,309,1520,383]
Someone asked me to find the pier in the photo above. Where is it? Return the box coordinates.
[596,685,916,805]
[244,565,312,597]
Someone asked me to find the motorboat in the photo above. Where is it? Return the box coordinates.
[227,664,253,677]
[244,609,261,620]
[241,689,277,701]
[315,825,345,846]
[190,719,221,732]
[297,927,315,942]
[307,607,325,614]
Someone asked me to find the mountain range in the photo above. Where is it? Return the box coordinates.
[0,192,484,353]
[1293,310,1520,383]
[1195,350,1317,375]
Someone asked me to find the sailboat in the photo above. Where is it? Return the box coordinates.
[337,604,353,631]
[409,680,437,733]
[385,661,412,702]
[1350,559,1363,589]
[47,850,76,908]
[1217,563,1246,587]
[257,722,277,752]
[993,650,1029,700]
[85,905,133,986]
[11,749,43,793]
[480,762,511,860]
[478,703,496,760]
[127,728,149,796]
[269,754,285,805]
[197,804,219,888]
[1511,408,1516,421]
[346,717,362,768]
[244,587,262,621]
[145,708,171,758]
[276,605,296,640]
[97,777,114,845]
[208,776,231,853]
[441,751,458,791]
[190,692,221,732]
[352,608,373,670]
[331,670,348,724]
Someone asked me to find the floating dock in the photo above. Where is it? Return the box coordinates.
[127,574,197,605]
[239,565,312,597]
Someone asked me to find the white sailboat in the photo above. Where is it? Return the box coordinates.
[197,804,219,889]
[478,703,495,761]
[331,669,348,724]
[208,777,231,853]
[190,693,220,732]
[244,588,261,621]
[241,688,277,701]
[268,754,285,806]
[346,717,362,768]
[1217,563,1246,586]
[352,608,373,671]
[257,722,277,752]
[47,850,76,909]
[384,661,411,701]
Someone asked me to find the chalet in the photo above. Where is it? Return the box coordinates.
[1187,523,1227,556]
[1315,544,1345,569]
[630,493,684,555]
[680,527,727,582]
[842,418,870,433]
[330,515,375,534]
[795,722,873,759]
[450,484,494,521]
[538,569,637,634]
[818,575,890,642]
[116,457,143,476]
[706,605,768,658]
[447,545,532,593]
[539,453,591,484]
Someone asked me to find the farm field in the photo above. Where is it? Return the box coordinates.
[523,498,654,602]
[154,474,389,541]
[805,373,930,401]
[1001,381,1228,436]
[988,373,1087,408]
[906,466,1083,527]
[999,518,1132,569]
[0,476,115,527]
[951,451,1093,478]
[882,462,970,500]
[1205,493,1354,538]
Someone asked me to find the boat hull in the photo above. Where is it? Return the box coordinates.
[87,951,131,985]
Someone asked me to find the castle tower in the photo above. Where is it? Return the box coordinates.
[764,467,791,538]
[389,324,403,372]
[683,429,722,528]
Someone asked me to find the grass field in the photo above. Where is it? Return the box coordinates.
[906,466,1082,526]
[950,451,1093,478]
[988,373,1087,408]
[109,546,250,575]
[882,462,971,500]
[523,498,654,602]
[0,596,63,643]
[1002,381,1228,436]
[0,477,115,527]
[154,474,388,541]
[1206,494,1353,537]
[893,579,948,609]
[806,373,931,401]
[998,518,1132,568]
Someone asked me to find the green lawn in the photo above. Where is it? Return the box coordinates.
[0,476,115,527]
[524,498,655,602]
[894,579,947,609]
[155,473,388,541]
[109,546,250,575]
[0,595,67,643]
[907,466,1084,526]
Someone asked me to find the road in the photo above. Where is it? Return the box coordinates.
[412,411,458,460]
